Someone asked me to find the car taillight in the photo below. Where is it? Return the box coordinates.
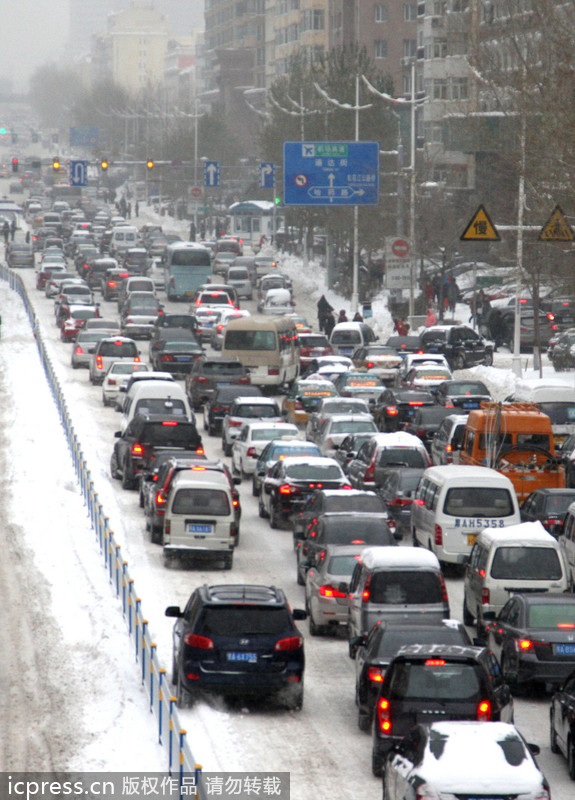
[413,498,424,505]
[516,639,533,651]
[275,635,303,651]
[318,584,347,598]
[96,355,103,370]
[438,574,449,604]
[279,484,293,495]
[362,573,372,603]
[391,497,411,507]
[377,697,392,733]
[476,699,492,721]
[75,346,84,355]
[161,354,175,362]
[132,443,144,456]
[364,461,376,483]
[342,484,353,490]
[434,524,442,546]
[238,375,250,384]
[294,400,303,410]
[268,367,280,375]
[368,666,384,683]
[155,491,166,506]
[246,447,257,457]
[196,447,204,455]
[196,375,209,384]
[228,419,243,427]
[183,633,214,649]
[481,587,490,606]
[386,406,399,416]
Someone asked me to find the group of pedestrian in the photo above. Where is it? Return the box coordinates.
[2,219,15,244]
[423,275,460,313]
[317,295,363,337]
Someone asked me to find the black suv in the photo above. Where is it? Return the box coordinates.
[419,325,494,370]
[371,644,513,776]
[165,584,306,709]
[203,385,263,436]
[110,414,203,490]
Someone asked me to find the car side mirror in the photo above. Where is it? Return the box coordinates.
[165,606,182,618]
[292,608,307,621]
[527,743,540,756]
[114,431,122,438]
[338,581,350,594]
[233,477,241,485]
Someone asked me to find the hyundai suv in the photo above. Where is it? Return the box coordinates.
[165,584,306,708]
[371,644,513,776]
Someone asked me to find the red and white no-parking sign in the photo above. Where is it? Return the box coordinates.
[191,186,202,198]
[391,238,410,258]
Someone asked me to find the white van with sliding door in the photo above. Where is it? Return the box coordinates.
[411,465,521,565]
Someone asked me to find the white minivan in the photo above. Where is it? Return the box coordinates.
[411,465,521,565]
[120,380,194,433]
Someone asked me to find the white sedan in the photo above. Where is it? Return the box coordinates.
[231,421,299,479]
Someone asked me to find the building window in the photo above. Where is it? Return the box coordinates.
[404,3,417,20]
[375,4,388,22]
[432,38,447,58]
[301,9,325,31]
[433,78,448,99]
[450,77,469,99]
[374,40,388,59]
[432,0,446,14]
[403,39,417,58]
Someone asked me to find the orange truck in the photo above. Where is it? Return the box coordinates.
[459,402,565,501]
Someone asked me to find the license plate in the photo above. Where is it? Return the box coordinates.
[227,652,257,663]
[555,643,575,655]
[187,523,213,534]
[175,356,192,362]
[467,534,478,546]
[462,401,479,409]
[217,381,231,386]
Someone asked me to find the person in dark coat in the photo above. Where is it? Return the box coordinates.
[2,220,9,244]
[324,311,336,338]
[337,309,348,324]
[317,294,334,332]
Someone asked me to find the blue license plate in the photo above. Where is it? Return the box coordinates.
[462,401,479,409]
[227,652,257,663]
[187,523,213,534]
[555,643,575,655]
[175,356,192,362]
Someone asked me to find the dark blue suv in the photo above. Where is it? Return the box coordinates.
[166,584,306,709]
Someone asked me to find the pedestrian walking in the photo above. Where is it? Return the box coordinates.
[135,201,139,217]
[317,294,334,332]
[425,307,437,327]
[353,311,363,322]
[10,219,16,241]
[337,309,348,324]
[2,220,9,244]
[324,311,336,338]
[189,221,196,242]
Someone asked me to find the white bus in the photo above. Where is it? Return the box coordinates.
[164,242,212,301]
[221,316,299,388]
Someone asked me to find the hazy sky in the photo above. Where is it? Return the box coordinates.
[0,0,70,91]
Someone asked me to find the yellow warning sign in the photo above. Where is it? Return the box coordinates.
[538,204,574,242]
[460,205,501,242]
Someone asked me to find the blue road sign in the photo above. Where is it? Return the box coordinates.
[283,141,379,206]
[69,127,99,147]
[204,161,220,187]
[70,160,88,187]
[259,162,275,189]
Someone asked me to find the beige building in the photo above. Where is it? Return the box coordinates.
[98,1,171,93]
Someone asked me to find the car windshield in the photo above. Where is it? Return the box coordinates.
[162,342,200,352]
[172,488,230,516]
[377,627,469,659]
[200,606,291,636]
[543,493,575,514]
[129,300,159,312]
[538,402,575,424]
[134,399,186,416]
[269,444,320,459]
[389,662,483,702]
[202,362,244,376]
[369,571,444,604]
[237,405,279,418]
[225,330,276,351]
[331,420,376,434]
[332,330,361,345]
[110,363,148,375]
[378,448,428,468]
[443,487,513,517]
[285,464,343,481]
[325,495,384,513]
[99,342,137,357]
[343,376,384,388]
[446,383,489,396]
[527,604,575,628]
[252,429,290,442]
[322,520,393,544]
[327,554,362,577]
[491,547,563,580]
[143,422,197,447]
[300,335,329,348]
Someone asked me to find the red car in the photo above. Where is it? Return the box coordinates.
[59,304,100,342]
[297,333,333,368]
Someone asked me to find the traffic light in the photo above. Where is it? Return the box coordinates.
[11,158,18,173]
[100,159,109,171]
[274,196,281,205]
[52,157,60,171]
[146,159,154,170]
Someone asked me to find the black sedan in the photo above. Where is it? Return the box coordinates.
[352,620,471,731]
[259,456,350,529]
[550,669,575,779]
[372,388,436,432]
[487,593,575,690]
[151,338,204,374]
[333,432,378,473]
[433,379,492,409]
[521,488,575,537]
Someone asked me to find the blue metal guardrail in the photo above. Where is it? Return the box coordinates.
[1,265,204,793]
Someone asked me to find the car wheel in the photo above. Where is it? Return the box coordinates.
[483,350,493,366]
[150,525,163,545]
[284,683,303,711]
[171,656,178,686]
[550,709,560,754]
[110,451,120,480]
[568,735,575,780]
[258,496,268,519]
[208,422,216,437]
[553,360,565,373]
[372,748,385,778]
[223,439,232,457]
[252,477,259,497]
[358,706,372,732]
[240,462,249,482]
[121,463,136,490]
[463,593,474,626]
[223,553,233,570]
[309,615,325,637]
[476,610,486,643]
[177,672,194,708]
[102,394,109,407]
[412,528,419,547]
[269,501,279,529]
[454,352,466,371]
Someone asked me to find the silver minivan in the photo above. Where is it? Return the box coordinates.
[347,546,449,647]
[225,266,253,300]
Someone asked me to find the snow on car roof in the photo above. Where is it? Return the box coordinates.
[233,396,278,406]
[372,431,428,448]
[476,520,556,545]
[360,546,440,570]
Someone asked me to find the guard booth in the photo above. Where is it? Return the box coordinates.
[227,200,284,250]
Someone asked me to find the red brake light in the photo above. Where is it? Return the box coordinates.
[481,587,490,605]
[155,491,166,506]
[75,346,84,355]
[318,584,347,599]
[275,635,303,651]
[196,375,209,384]
[161,420,179,426]
[386,406,399,416]
[434,524,443,546]
[246,447,257,457]
[413,498,424,505]
[391,497,411,507]
[477,699,492,721]
[364,460,376,483]
[279,484,293,495]
[557,623,575,628]
[517,639,533,651]
[377,697,391,733]
[425,659,445,666]
[183,633,214,649]
[132,443,144,456]
[367,666,384,683]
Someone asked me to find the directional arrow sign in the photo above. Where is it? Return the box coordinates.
[204,161,220,187]
[69,160,88,187]
[259,162,275,189]
[283,141,379,206]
